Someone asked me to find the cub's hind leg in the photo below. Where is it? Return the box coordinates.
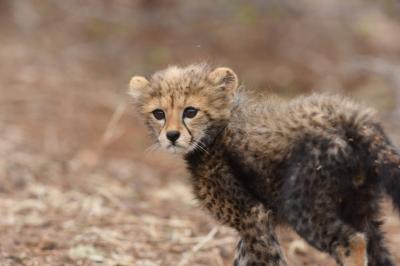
[365,220,394,266]
[281,147,367,265]
[283,189,367,266]
[339,189,394,266]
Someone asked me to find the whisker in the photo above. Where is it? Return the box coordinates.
[194,143,203,153]
[145,143,160,155]
[197,142,208,154]
[193,141,209,154]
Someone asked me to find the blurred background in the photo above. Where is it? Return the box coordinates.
[1,0,400,265]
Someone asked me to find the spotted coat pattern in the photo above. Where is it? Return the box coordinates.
[130,64,400,266]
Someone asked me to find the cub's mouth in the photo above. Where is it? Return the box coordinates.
[166,143,187,153]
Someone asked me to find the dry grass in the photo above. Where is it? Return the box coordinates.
[1,119,399,265]
[0,122,237,266]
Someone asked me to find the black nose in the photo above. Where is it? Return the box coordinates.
[166,131,180,143]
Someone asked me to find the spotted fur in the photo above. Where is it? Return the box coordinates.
[129,64,400,266]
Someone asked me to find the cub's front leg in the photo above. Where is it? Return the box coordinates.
[192,167,287,266]
[234,207,287,266]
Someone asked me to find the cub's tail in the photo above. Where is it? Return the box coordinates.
[372,134,400,212]
[324,96,400,211]
[357,123,400,212]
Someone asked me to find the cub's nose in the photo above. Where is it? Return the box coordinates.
[166,130,180,143]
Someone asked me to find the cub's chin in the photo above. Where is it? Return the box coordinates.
[165,144,187,154]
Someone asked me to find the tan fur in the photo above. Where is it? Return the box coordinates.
[335,233,368,266]
[128,64,395,266]
[226,93,378,180]
[129,63,377,162]
[129,76,149,100]
[129,63,238,153]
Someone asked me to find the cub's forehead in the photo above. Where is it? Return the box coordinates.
[149,64,212,96]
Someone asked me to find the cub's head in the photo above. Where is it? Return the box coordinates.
[129,64,239,154]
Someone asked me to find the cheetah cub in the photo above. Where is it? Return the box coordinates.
[129,64,400,266]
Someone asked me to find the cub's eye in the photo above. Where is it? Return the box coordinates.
[183,107,198,119]
[152,109,165,120]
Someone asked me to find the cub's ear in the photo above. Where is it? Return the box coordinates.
[128,76,149,100]
[208,67,239,94]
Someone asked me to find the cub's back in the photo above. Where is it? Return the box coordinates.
[227,93,377,163]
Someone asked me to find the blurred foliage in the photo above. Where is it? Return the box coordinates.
[1,0,399,93]
[0,0,399,157]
